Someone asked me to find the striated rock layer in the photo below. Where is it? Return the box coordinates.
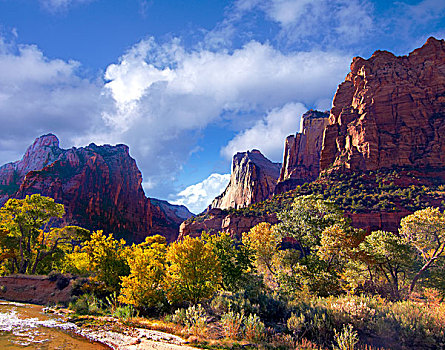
[320,37,445,175]
[209,150,281,210]
[0,134,191,243]
[276,110,329,193]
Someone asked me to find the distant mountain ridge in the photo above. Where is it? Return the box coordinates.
[0,134,192,243]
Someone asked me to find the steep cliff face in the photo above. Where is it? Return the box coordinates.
[209,150,281,210]
[320,37,445,174]
[0,134,190,243]
[0,134,63,205]
[276,110,329,193]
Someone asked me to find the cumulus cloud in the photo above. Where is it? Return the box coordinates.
[0,37,103,164]
[222,102,307,161]
[101,38,349,197]
[171,173,231,214]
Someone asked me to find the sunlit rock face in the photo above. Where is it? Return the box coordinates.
[275,110,329,194]
[209,150,281,210]
[0,134,191,243]
[320,37,445,176]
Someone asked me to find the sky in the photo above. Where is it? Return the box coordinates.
[0,0,444,213]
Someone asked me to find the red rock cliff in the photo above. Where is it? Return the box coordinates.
[0,134,190,243]
[276,110,329,193]
[209,150,281,210]
[320,37,445,174]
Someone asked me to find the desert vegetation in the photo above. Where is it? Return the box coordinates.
[0,194,444,349]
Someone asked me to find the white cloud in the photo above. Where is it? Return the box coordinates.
[100,38,350,196]
[234,0,374,47]
[0,38,103,164]
[221,102,307,161]
[0,29,349,200]
[171,173,231,214]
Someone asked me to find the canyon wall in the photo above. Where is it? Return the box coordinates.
[275,110,329,193]
[320,37,445,175]
[0,134,191,243]
[209,150,281,210]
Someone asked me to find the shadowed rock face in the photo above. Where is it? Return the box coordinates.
[209,150,281,210]
[0,134,191,243]
[320,37,445,175]
[276,110,329,193]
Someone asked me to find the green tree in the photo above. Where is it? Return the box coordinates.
[400,207,445,294]
[166,235,221,304]
[119,235,167,309]
[0,194,86,274]
[275,195,346,257]
[208,231,253,291]
[359,230,413,300]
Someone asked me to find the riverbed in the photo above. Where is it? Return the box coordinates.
[0,300,108,349]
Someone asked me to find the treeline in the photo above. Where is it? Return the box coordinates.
[1,194,445,349]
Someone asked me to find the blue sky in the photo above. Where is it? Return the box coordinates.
[0,0,444,213]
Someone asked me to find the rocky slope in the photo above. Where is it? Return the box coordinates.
[209,150,281,210]
[275,110,329,193]
[320,37,445,175]
[0,134,191,243]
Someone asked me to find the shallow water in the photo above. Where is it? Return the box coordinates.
[0,301,108,349]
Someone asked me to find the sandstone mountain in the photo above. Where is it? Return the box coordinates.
[209,150,281,210]
[181,37,445,239]
[320,37,445,175]
[0,134,192,243]
[275,110,329,194]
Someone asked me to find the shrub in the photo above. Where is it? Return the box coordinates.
[172,307,187,325]
[184,304,207,336]
[286,303,335,346]
[69,294,102,315]
[221,310,244,339]
[244,313,265,342]
[113,304,135,321]
[210,290,257,317]
[334,324,358,350]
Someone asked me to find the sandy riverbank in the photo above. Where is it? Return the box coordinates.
[77,325,201,350]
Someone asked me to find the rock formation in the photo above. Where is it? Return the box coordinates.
[209,150,281,210]
[179,208,278,240]
[320,37,445,175]
[275,110,329,193]
[181,37,445,240]
[0,134,191,243]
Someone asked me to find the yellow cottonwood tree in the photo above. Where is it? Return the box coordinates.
[166,235,220,304]
[0,194,87,274]
[119,235,167,309]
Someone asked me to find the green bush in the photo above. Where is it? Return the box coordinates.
[113,304,135,320]
[221,310,244,339]
[210,290,257,316]
[171,307,187,325]
[69,294,102,315]
[333,324,358,350]
[184,304,207,336]
[244,313,265,342]
[286,303,335,346]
